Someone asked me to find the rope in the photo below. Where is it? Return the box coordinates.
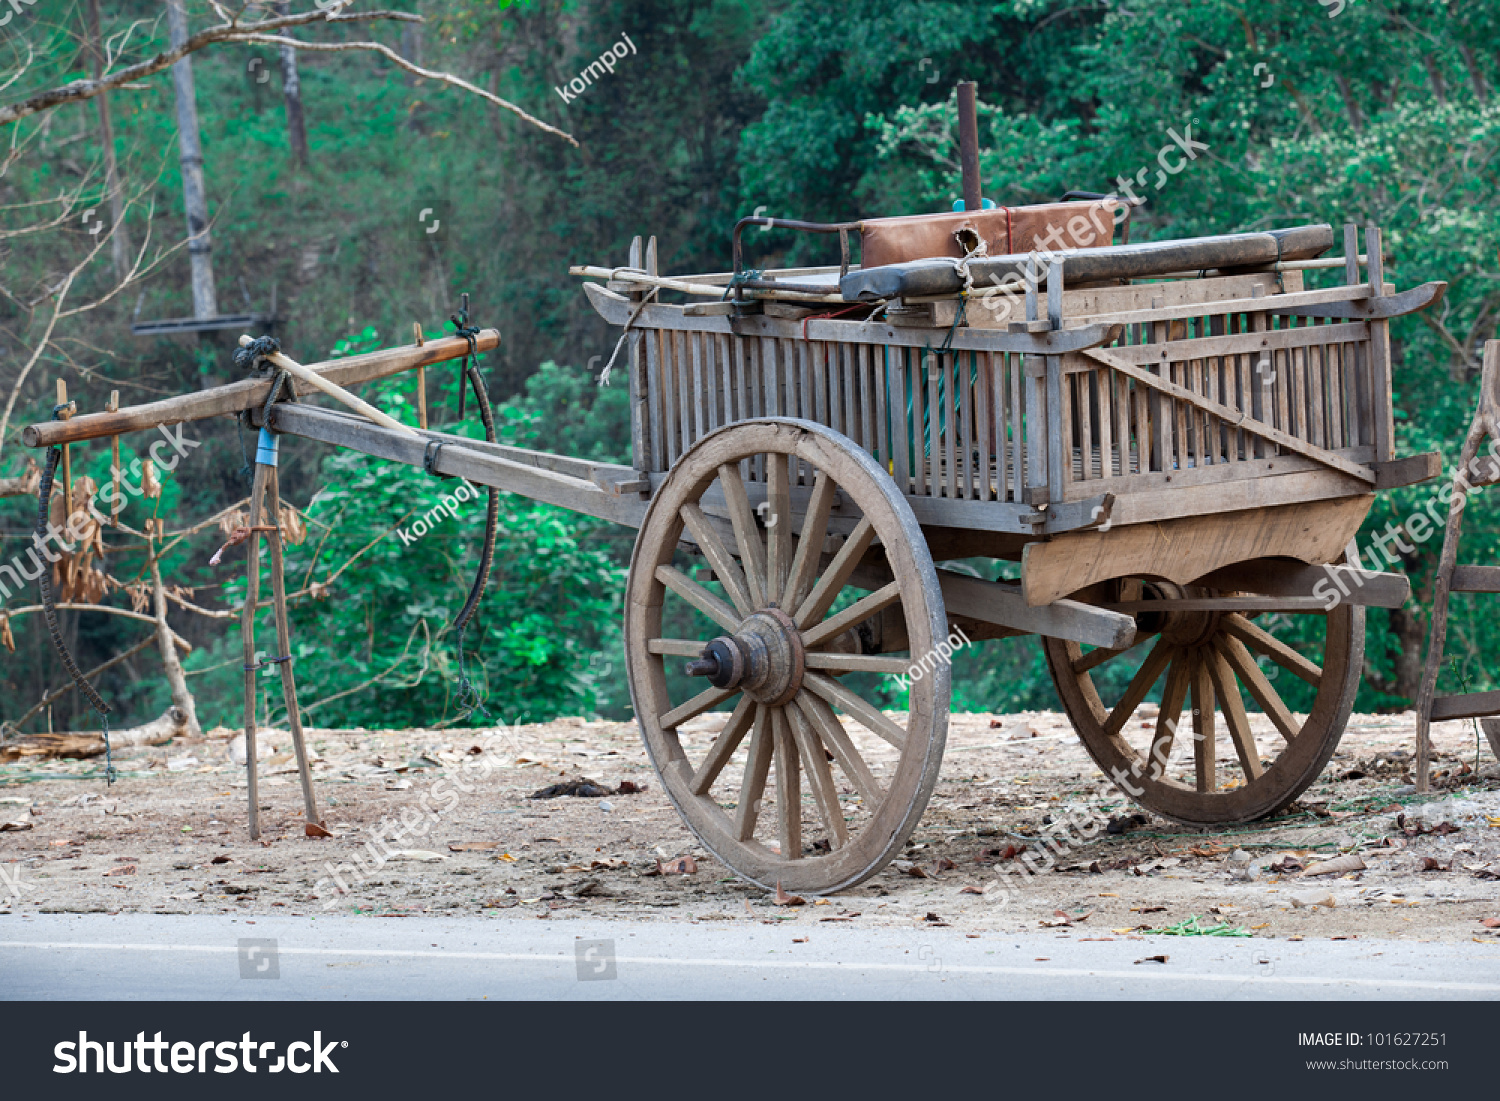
[722,268,765,301]
[444,299,499,723]
[35,419,115,784]
[597,285,659,387]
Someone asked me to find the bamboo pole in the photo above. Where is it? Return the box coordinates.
[413,322,428,430]
[107,390,121,526]
[238,335,420,437]
[56,380,73,519]
[569,265,845,303]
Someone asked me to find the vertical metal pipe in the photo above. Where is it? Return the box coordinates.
[956,81,982,214]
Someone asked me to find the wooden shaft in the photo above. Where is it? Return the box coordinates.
[956,81,982,214]
[56,380,73,519]
[239,335,420,437]
[413,322,428,430]
[241,462,269,840]
[266,466,322,827]
[23,330,498,449]
[107,390,121,526]
[569,265,845,303]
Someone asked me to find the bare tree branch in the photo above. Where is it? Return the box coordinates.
[234,34,579,146]
[0,8,421,128]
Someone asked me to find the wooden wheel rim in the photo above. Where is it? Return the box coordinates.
[1044,595,1364,825]
[626,418,948,893]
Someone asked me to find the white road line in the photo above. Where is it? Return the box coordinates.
[3,941,1499,993]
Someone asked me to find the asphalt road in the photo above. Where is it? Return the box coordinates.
[4,914,1500,1000]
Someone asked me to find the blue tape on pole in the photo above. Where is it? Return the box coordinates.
[256,427,279,467]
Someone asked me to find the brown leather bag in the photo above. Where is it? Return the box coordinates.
[858,199,1119,269]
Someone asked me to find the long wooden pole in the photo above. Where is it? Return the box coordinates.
[23,330,498,449]
[265,463,321,828]
[240,459,270,840]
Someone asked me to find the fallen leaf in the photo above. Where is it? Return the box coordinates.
[773,882,805,907]
[615,780,646,795]
[1481,918,1500,929]
[496,852,517,863]
[1134,955,1169,964]
[655,856,698,876]
[792,937,808,944]
[931,857,958,873]
[104,865,135,876]
[304,822,332,838]
[0,819,32,832]
[448,841,500,852]
[960,884,984,895]
[385,850,448,863]
[210,855,231,864]
[1420,857,1450,872]
[924,912,949,925]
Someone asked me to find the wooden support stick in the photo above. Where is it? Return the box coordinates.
[266,464,322,829]
[413,322,428,431]
[241,459,270,840]
[239,335,420,437]
[107,390,121,526]
[56,380,73,519]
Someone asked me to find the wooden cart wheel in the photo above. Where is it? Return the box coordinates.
[1042,583,1364,825]
[625,418,948,893]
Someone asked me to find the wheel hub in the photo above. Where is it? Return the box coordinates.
[685,608,805,706]
[1138,582,1221,647]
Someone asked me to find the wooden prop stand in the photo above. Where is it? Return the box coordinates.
[1414,340,1500,790]
[239,427,323,838]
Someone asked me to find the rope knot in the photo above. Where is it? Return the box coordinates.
[234,335,282,373]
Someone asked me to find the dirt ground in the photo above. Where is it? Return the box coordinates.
[4,708,1499,945]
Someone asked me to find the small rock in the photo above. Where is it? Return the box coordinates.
[598,800,614,812]
[1229,849,1253,865]
[1391,785,1416,796]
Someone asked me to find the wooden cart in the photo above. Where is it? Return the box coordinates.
[21,218,1447,894]
[561,219,1444,892]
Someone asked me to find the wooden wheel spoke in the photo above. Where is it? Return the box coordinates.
[689,694,756,795]
[795,692,883,807]
[1191,654,1216,794]
[1205,646,1263,779]
[766,453,792,601]
[1103,639,1175,737]
[804,652,911,675]
[656,564,741,633]
[782,471,837,611]
[804,671,906,750]
[718,462,767,609]
[1073,637,1141,675]
[680,503,754,617]
[793,516,877,629]
[787,700,848,849]
[801,581,901,650]
[649,638,714,658]
[1215,634,1301,742]
[735,707,773,841]
[1150,654,1192,775]
[772,708,802,859]
[1223,613,1322,687]
[660,685,738,731]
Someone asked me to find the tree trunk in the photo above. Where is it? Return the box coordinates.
[273,2,310,166]
[1334,74,1364,132]
[150,542,200,737]
[165,0,217,320]
[1459,46,1488,103]
[0,706,189,763]
[82,0,132,283]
